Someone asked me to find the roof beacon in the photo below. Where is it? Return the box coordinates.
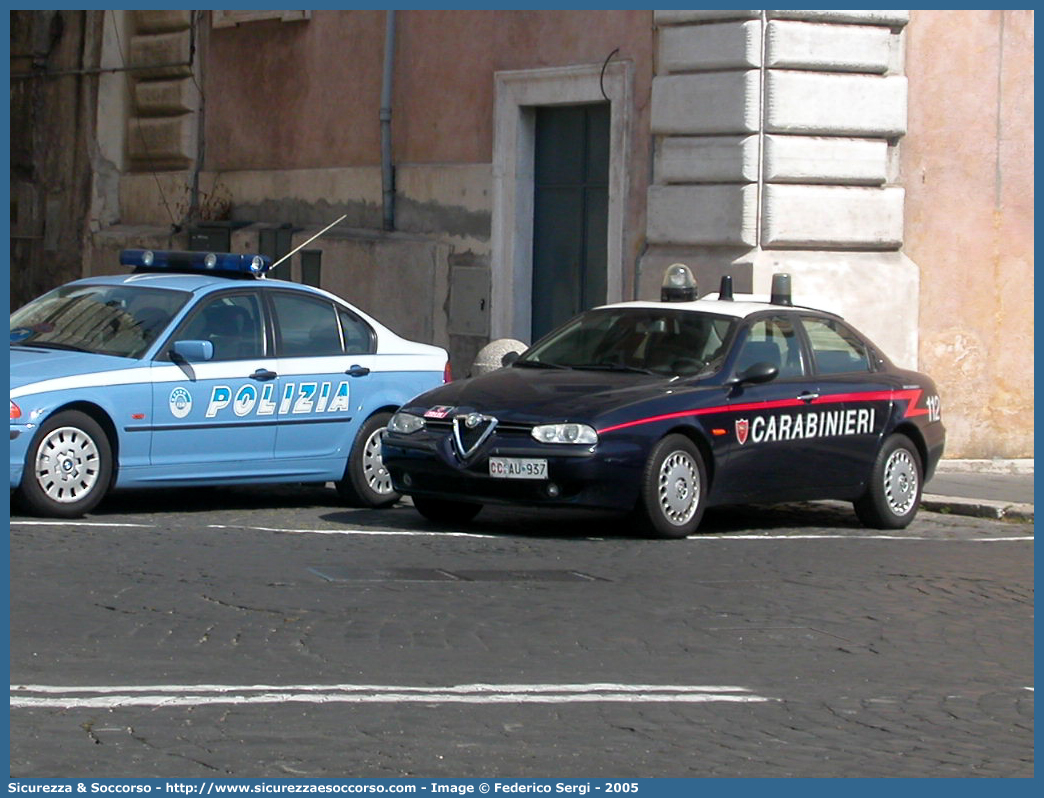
[770,273,793,306]
[661,263,697,302]
[120,249,272,279]
[718,274,734,301]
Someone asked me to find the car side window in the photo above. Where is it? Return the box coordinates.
[339,308,376,354]
[734,316,805,378]
[272,292,345,357]
[176,293,264,361]
[802,316,872,374]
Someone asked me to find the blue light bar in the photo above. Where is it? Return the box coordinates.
[119,249,273,279]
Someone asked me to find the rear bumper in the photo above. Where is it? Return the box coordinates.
[922,424,946,482]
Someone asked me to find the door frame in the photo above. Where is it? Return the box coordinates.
[491,61,633,342]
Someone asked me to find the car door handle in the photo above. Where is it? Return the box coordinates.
[250,368,278,381]
[346,364,371,377]
[797,391,820,404]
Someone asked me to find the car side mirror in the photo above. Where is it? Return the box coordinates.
[171,340,214,362]
[727,361,778,386]
[501,351,521,367]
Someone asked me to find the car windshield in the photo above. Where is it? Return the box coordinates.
[518,308,736,378]
[10,284,190,359]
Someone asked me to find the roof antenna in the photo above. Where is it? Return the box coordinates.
[270,214,348,271]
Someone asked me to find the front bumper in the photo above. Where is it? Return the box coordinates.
[383,427,645,512]
[10,423,32,487]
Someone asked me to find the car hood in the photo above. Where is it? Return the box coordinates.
[406,365,681,424]
[9,346,141,392]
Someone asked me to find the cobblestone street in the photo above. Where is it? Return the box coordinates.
[9,489,1034,777]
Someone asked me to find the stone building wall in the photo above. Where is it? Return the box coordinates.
[640,10,918,368]
[10,11,103,309]
[12,10,1032,457]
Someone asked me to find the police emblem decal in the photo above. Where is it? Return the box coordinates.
[169,387,193,419]
[735,418,749,445]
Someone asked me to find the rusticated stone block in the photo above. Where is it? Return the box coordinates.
[652,72,761,134]
[659,21,762,72]
[135,79,198,117]
[134,10,191,34]
[127,116,194,170]
[647,184,757,246]
[129,31,193,79]
[655,10,760,25]
[765,71,907,136]
[762,184,904,248]
[763,135,888,185]
[768,10,909,28]
[766,20,893,74]
[656,135,759,183]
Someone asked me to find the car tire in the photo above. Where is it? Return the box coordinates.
[632,434,707,539]
[336,412,400,508]
[17,410,112,518]
[412,496,483,524]
[854,433,923,529]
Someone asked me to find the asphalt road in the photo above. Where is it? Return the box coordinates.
[8,486,1035,778]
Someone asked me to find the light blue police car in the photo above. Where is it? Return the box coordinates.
[10,249,449,517]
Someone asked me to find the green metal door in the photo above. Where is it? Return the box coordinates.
[531,103,609,341]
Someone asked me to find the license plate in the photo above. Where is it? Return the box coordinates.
[489,457,548,480]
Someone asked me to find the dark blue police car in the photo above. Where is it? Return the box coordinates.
[10,250,448,517]
[383,266,945,538]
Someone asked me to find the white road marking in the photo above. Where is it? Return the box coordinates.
[10,683,774,709]
[14,682,754,694]
[209,526,1034,542]
[11,520,154,528]
[10,521,1032,543]
[692,534,1033,542]
[207,524,499,538]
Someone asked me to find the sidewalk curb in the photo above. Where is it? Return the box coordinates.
[935,459,1034,475]
[921,493,1034,522]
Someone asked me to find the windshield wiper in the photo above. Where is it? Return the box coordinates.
[573,362,656,375]
[12,340,92,353]
[514,359,571,370]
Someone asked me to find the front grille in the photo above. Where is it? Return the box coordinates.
[425,419,532,435]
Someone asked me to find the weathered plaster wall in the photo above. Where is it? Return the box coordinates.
[203,10,652,168]
[903,10,1034,458]
[10,11,104,310]
[196,10,654,373]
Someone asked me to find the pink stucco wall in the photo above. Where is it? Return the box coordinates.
[903,10,1034,458]
[204,10,653,168]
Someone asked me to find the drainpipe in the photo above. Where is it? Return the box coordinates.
[380,10,396,231]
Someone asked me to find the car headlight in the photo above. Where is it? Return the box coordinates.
[387,411,426,434]
[531,423,598,445]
